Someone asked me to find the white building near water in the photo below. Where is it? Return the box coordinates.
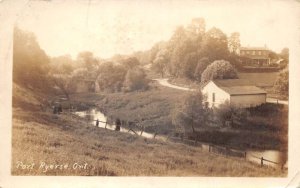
[201,79,267,108]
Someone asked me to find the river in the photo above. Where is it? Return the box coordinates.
[74,108,287,169]
[74,108,166,141]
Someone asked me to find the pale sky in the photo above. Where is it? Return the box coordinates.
[15,0,299,59]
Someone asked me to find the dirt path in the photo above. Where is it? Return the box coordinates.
[154,78,288,105]
[266,98,288,105]
[153,78,195,91]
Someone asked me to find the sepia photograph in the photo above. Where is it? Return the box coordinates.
[1,0,300,187]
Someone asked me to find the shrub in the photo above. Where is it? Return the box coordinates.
[201,60,238,84]
[172,91,211,134]
[193,57,210,82]
[273,70,288,99]
[123,67,149,92]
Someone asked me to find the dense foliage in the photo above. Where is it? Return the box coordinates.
[172,91,210,134]
[96,57,149,92]
[201,60,238,84]
[13,27,51,92]
[273,70,289,99]
[14,27,149,96]
[150,18,238,81]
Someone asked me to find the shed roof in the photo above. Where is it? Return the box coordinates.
[212,79,267,95]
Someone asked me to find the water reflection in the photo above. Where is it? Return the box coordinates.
[75,108,287,168]
[246,150,288,168]
[74,109,166,141]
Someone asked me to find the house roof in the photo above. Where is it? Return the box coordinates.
[240,47,269,51]
[212,79,267,95]
[213,79,252,87]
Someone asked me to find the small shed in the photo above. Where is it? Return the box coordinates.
[202,79,267,108]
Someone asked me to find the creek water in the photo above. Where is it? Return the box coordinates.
[75,108,287,168]
[74,108,166,141]
[246,150,288,168]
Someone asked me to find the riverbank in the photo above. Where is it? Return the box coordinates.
[12,84,286,176]
[12,109,286,176]
[69,82,189,135]
[69,82,287,151]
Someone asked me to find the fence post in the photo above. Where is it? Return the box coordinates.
[261,157,264,167]
[105,122,107,129]
[244,152,247,159]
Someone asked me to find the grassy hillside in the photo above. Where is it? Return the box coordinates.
[12,84,286,176]
[237,72,279,87]
[69,82,189,135]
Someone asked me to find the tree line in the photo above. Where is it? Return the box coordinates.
[149,18,241,83]
[13,27,149,99]
[147,18,289,98]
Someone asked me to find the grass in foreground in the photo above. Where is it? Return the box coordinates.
[12,83,286,176]
[12,108,286,176]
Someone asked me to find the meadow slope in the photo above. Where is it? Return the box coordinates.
[12,84,286,176]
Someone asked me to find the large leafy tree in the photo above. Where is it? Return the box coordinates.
[152,49,169,78]
[201,60,238,84]
[200,27,229,61]
[49,58,77,100]
[77,51,99,71]
[123,67,149,92]
[13,27,50,91]
[273,70,289,99]
[51,55,74,74]
[96,57,148,92]
[168,39,193,77]
[148,41,168,66]
[280,48,289,61]
[182,52,198,79]
[167,27,194,77]
[194,57,210,82]
[120,57,140,69]
[228,32,241,54]
[186,17,206,37]
[172,91,210,134]
[96,62,127,92]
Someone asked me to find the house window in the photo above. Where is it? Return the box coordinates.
[212,93,215,102]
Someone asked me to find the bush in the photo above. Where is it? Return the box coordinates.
[273,70,288,99]
[13,27,52,93]
[172,91,211,134]
[193,57,210,82]
[96,62,127,92]
[201,60,238,84]
[123,67,149,92]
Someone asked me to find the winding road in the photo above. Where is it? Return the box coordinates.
[153,78,195,91]
[153,78,288,105]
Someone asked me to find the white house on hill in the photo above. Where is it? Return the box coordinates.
[201,79,267,108]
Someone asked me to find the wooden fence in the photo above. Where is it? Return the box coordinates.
[249,154,285,170]
[169,137,285,170]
